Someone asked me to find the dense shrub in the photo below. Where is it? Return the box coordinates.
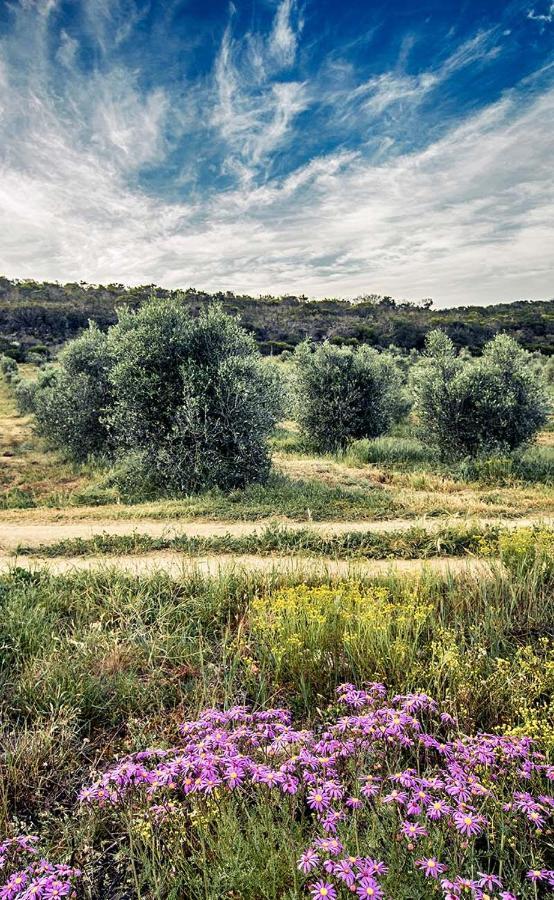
[293,342,405,453]
[18,300,283,491]
[0,354,18,383]
[410,330,550,458]
[106,299,283,492]
[498,527,554,583]
[31,324,113,461]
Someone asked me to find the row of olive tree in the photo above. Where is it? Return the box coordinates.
[9,299,550,495]
[293,331,550,457]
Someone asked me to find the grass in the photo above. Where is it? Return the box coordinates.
[347,434,554,484]
[11,523,554,561]
[1,374,553,523]
[0,371,94,509]
[0,560,553,896]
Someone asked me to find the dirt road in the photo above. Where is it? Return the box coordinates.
[0,551,493,579]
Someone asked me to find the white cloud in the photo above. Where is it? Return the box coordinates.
[528,3,554,23]
[0,1,552,307]
[56,29,79,68]
[352,30,501,117]
[269,0,301,68]
[212,6,307,180]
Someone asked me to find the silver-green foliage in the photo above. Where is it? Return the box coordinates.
[0,355,18,383]
[29,324,113,460]
[293,341,406,453]
[410,330,550,458]
[105,300,283,492]
[27,300,283,491]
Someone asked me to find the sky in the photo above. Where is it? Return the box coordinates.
[0,0,553,307]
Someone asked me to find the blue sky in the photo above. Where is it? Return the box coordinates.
[0,0,552,306]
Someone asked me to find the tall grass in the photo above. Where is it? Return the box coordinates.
[349,436,554,484]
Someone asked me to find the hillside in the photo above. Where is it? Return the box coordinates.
[0,276,553,359]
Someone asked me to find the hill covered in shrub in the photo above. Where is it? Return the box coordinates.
[0,276,553,359]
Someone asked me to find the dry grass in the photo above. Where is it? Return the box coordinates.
[275,453,554,520]
[0,375,90,506]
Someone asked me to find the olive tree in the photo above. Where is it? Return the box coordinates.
[31,324,113,460]
[410,330,550,458]
[293,341,406,453]
[106,299,283,492]
[0,355,18,383]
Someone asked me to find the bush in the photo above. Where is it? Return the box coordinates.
[13,376,40,415]
[25,300,282,491]
[31,324,113,461]
[106,299,283,492]
[410,330,550,458]
[0,354,18,383]
[250,584,432,700]
[498,527,554,583]
[293,341,405,453]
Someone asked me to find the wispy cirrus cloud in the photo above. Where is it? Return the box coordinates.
[269,0,302,67]
[528,3,554,24]
[337,30,501,123]
[0,0,552,306]
[212,1,306,181]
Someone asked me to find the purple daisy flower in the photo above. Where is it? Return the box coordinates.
[478,872,503,890]
[307,788,330,813]
[401,821,427,841]
[308,880,337,900]
[452,809,485,837]
[356,877,383,898]
[526,868,549,882]
[415,858,447,878]
[298,848,320,874]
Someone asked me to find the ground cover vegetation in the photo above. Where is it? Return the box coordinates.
[0,544,553,898]
[8,523,554,566]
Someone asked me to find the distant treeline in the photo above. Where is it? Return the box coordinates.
[1,276,553,359]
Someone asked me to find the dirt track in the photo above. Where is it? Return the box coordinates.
[1,515,551,552]
[0,552,493,579]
